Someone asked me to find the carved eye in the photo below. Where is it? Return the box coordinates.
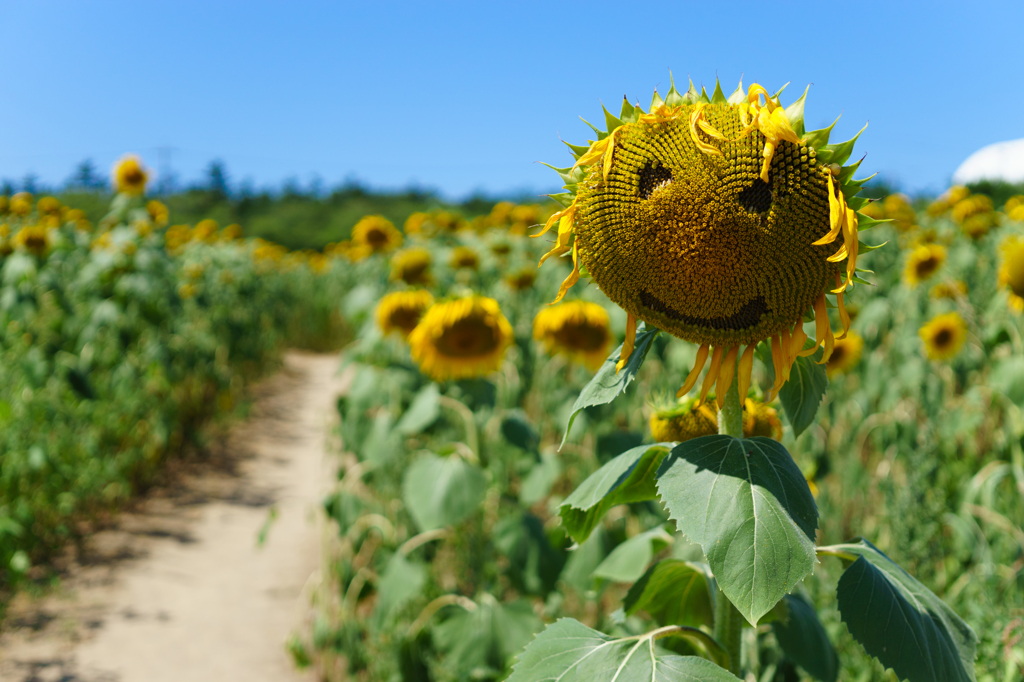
[637,159,673,199]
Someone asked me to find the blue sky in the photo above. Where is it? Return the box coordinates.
[2,1,1022,199]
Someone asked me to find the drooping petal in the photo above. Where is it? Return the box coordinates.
[615,312,638,374]
[813,172,844,247]
[791,322,809,360]
[551,242,580,304]
[715,346,739,409]
[737,345,755,402]
[677,343,710,398]
[769,335,785,401]
[835,275,851,339]
[812,293,835,363]
[697,345,724,407]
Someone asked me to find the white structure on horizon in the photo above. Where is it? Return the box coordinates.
[952,138,1024,185]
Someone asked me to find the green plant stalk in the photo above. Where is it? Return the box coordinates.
[714,365,744,675]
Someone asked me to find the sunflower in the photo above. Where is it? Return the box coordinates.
[509,204,542,236]
[650,396,781,442]
[882,194,917,231]
[999,236,1024,312]
[10,193,32,217]
[409,296,514,381]
[112,154,149,196]
[489,201,515,226]
[37,197,62,218]
[432,211,468,233]
[405,212,430,236]
[506,267,537,291]
[165,224,193,251]
[930,280,968,301]
[146,200,170,227]
[927,186,970,217]
[919,312,967,361]
[904,244,946,286]
[193,219,219,242]
[351,215,403,258]
[376,290,435,338]
[450,246,480,270]
[826,331,863,377]
[222,224,243,240]
[535,77,875,407]
[13,224,49,256]
[533,301,612,371]
[390,247,432,285]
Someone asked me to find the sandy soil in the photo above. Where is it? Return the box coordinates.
[0,351,344,682]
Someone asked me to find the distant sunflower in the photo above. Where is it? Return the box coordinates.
[351,215,403,258]
[883,194,917,231]
[13,224,49,256]
[999,236,1024,312]
[533,301,612,371]
[904,244,946,286]
[919,312,967,361]
[930,280,967,301]
[536,76,875,407]
[826,331,863,377]
[390,247,432,285]
[112,154,150,196]
[222,224,243,240]
[409,296,513,380]
[146,200,169,227]
[649,398,719,443]
[193,219,219,242]
[742,399,783,440]
[505,267,537,291]
[450,246,480,270]
[404,212,430,236]
[376,290,434,338]
[10,193,32,217]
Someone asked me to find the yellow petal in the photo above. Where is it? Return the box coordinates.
[697,345,724,407]
[677,343,710,398]
[737,345,755,401]
[616,312,638,374]
[812,172,844,246]
[551,242,580,304]
[715,346,739,409]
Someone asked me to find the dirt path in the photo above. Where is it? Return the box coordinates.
[0,351,344,682]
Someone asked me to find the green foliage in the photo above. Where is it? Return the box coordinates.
[402,453,487,531]
[623,560,715,629]
[772,594,838,682]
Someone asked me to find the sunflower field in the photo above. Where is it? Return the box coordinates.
[296,80,1024,682]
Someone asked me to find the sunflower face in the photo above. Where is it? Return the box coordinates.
[904,244,946,286]
[826,331,864,377]
[649,400,720,443]
[376,290,434,338]
[14,225,49,256]
[390,247,432,285]
[450,246,480,270]
[505,267,536,291]
[533,301,612,370]
[999,237,1024,311]
[919,312,967,361]
[742,399,783,440]
[573,106,837,348]
[113,155,149,196]
[409,296,513,381]
[352,215,403,257]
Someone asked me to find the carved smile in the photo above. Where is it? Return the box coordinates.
[639,290,769,331]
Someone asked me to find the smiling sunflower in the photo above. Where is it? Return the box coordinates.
[535,76,878,406]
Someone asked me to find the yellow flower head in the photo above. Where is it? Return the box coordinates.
[826,331,863,377]
[376,290,435,338]
[742,399,783,440]
[489,201,515,226]
[505,267,537,291]
[13,224,49,256]
[1006,195,1024,214]
[450,245,480,270]
[650,398,720,443]
[930,280,967,301]
[533,301,613,371]
[999,236,1024,312]
[134,219,154,238]
[146,200,170,227]
[881,194,917,231]
[904,244,946,286]
[432,210,468,234]
[537,76,874,408]
[404,212,430,236]
[489,239,512,256]
[351,215,402,258]
[165,224,193,251]
[112,154,150,196]
[222,223,243,240]
[408,296,514,381]
[509,204,542,235]
[927,186,970,217]
[951,194,996,239]
[64,208,91,231]
[390,247,432,285]
[37,197,62,218]
[10,193,33,217]
[919,312,967,361]
[193,219,219,242]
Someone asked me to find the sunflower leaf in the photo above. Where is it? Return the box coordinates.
[656,435,818,625]
[560,322,659,447]
[778,349,829,438]
[559,443,673,543]
[507,618,736,682]
[827,539,978,682]
[772,594,838,682]
[402,452,487,531]
[591,527,672,583]
[624,559,716,629]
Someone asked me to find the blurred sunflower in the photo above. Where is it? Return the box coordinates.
[505,267,537,291]
[146,200,170,227]
[826,331,863,377]
[904,244,946,286]
[1006,195,1024,222]
[37,197,62,219]
[882,194,917,231]
[649,398,719,442]
[533,301,612,371]
[64,208,91,231]
[10,193,33,217]
[193,219,219,242]
[351,215,402,259]
[404,212,430,236]
[390,247,432,285]
[919,312,967,361]
[489,239,512,256]
[999,236,1024,312]
[112,154,149,196]
[165,224,192,251]
[13,224,49,256]
[927,185,970,217]
[222,223,243,240]
[509,204,541,236]
[489,201,515,226]
[432,211,467,234]
[536,77,875,407]
[930,280,967,301]
[409,296,513,381]
[450,246,480,270]
[742,398,783,440]
[376,290,435,338]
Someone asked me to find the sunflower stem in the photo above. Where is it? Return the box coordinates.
[714,357,744,674]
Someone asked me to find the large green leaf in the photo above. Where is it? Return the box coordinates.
[561,323,659,447]
[656,436,818,625]
[507,618,735,682]
[624,559,715,628]
[559,443,673,543]
[591,528,671,583]
[434,598,543,678]
[772,594,838,682]
[828,539,977,682]
[372,553,426,627]
[402,452,487,531]
[395,383,440,435]
[757,343,828,437]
